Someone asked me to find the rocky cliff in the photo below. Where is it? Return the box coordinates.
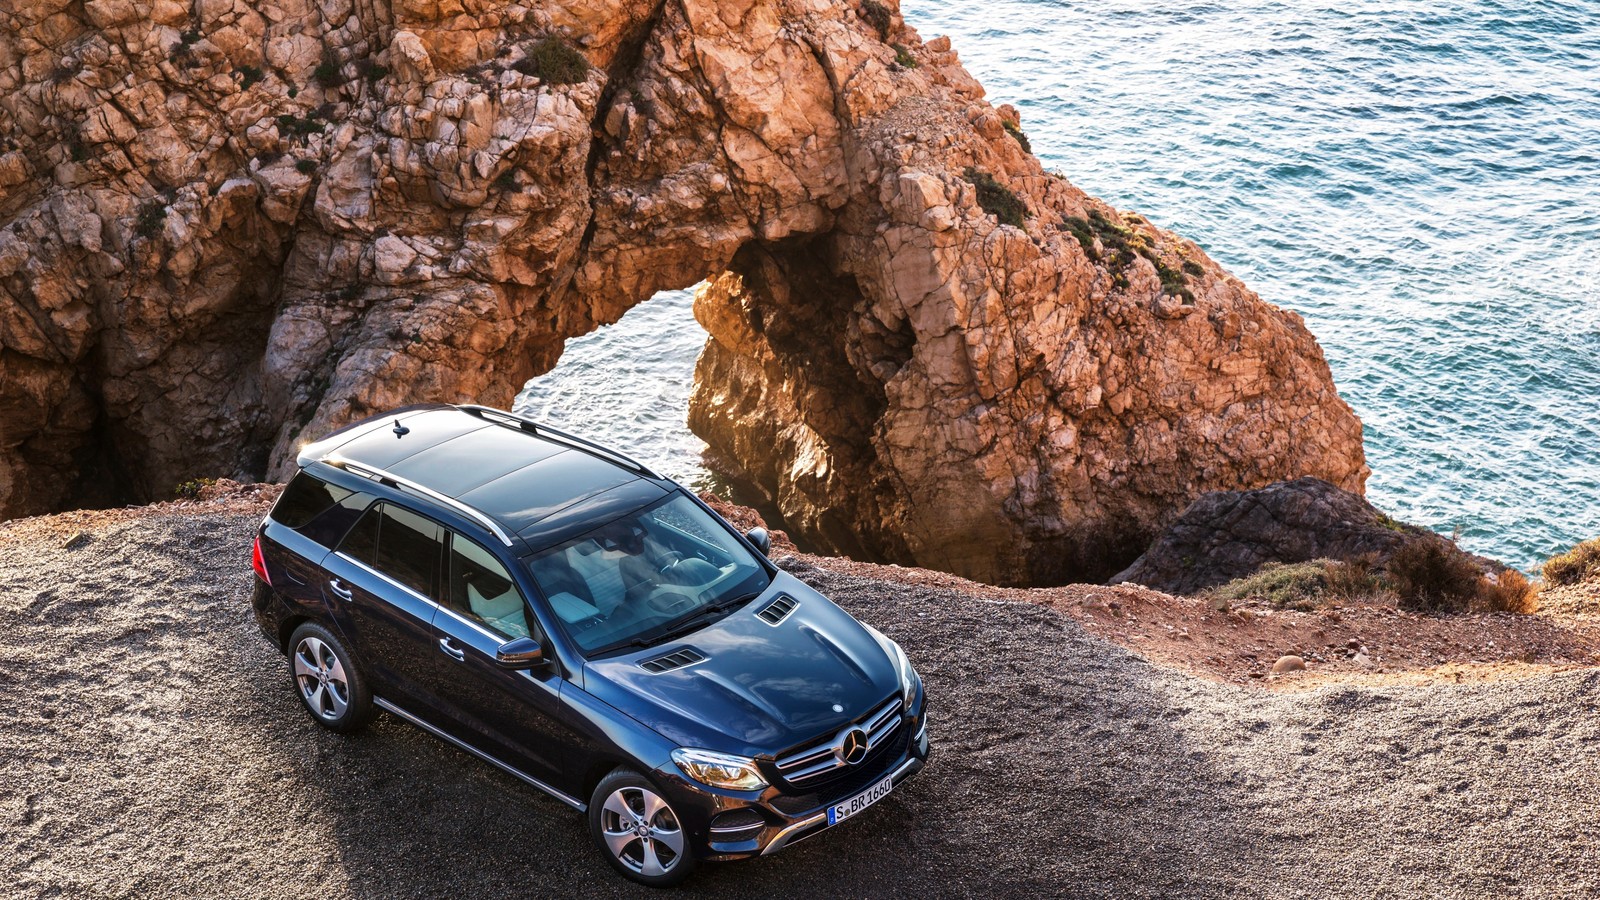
[0,0,1365,584]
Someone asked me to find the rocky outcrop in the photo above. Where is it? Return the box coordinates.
[1110,477,1445,595]
[0,0,1364,585]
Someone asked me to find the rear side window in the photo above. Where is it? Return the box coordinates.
[272,472,368,548]
[336,502,444,600]
[379,505,444,598]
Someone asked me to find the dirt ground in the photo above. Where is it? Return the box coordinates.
[2,493,1598,898]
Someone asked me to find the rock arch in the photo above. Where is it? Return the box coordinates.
[0,0,1364,584]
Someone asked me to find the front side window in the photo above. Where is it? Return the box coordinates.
[336,502,444,600]
[446,534,532,640]
[526,492,771,655]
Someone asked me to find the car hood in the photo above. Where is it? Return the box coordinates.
[581,571,900,757]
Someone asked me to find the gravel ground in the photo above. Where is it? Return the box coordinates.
[2,510,1598,899]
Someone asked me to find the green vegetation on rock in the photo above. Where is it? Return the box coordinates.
[134,201,166,239]
[1003,119,1031,154]
[964,167,1027,228]
[860,0,892,39]
[513,37,589,85]
[1063,208,1194,299]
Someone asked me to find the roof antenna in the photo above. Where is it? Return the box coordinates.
[392,419,410,438]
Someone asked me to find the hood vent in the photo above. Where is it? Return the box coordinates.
[757,594,799,625]
[640,647,705,674]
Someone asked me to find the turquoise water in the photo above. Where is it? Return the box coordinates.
[520,0,1600,572]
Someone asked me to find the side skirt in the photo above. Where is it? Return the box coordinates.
[373,696,587,812]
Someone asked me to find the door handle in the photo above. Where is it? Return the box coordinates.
[328,578,353,602]
[439,637,466,662]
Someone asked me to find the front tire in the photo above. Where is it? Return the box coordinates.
[589,769,697,887]
[287,622,373,733]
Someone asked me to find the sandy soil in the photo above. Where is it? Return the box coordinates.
[2,499,1598,898]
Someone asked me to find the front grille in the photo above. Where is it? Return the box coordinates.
[639,647,705,673]
[770,724,912,815]
[773,696,903,788]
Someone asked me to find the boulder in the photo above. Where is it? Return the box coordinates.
[1111,478,1428,595]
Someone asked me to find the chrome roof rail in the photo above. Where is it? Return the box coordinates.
[323,456,517,547]
[454,404,661,479]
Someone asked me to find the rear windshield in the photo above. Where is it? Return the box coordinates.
[271,471,370,548]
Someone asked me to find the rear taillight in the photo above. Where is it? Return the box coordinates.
[251,535,271,586]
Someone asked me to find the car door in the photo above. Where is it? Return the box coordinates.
[321,501,449,719]
[423,531,579,788]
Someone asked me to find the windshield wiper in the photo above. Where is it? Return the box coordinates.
[588,591,766,657]
[649,591,765,644]
[587,634,665,657]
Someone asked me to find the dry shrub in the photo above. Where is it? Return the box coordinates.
[1386,538,1537,615]
[1322,556,1387,602]
[1387,538,1482,613]
[1478,568,1538,614]
[1541,537,1600,587]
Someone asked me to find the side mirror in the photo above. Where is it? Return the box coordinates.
[495,636,545,669]
[745,527,771,557]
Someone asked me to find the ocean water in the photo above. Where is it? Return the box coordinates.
[519,0,1600,572]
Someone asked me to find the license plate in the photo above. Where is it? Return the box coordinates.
[826,775,894,826]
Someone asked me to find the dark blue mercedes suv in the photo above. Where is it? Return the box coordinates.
[249,404,929,886]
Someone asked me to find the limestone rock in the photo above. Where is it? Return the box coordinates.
[0,0,1366,590]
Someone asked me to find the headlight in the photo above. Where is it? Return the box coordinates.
[671,748,767,791]
[865,624,920,706]
[891,640,919,705]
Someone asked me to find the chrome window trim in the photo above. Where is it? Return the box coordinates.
[334,551,441,611]
[373,697,586,811]
[324,456,516,547]
[434,601,520,647]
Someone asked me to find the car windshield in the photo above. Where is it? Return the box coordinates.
[525,492,772,656]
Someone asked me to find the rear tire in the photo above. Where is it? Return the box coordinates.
[287,622,373,733]
[589,769,698,887]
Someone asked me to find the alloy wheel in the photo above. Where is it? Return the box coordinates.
[598,785,686,877]
[292,635,350,721]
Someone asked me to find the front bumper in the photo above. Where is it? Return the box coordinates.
[653,713,931,862]
[759,745,927,855]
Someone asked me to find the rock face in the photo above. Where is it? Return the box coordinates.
[0,0,1365,584]
[1110,477,1433,595]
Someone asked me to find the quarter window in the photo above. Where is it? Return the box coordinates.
[446,535,532,639]
[338,503,381,568]
[272,472,369,548]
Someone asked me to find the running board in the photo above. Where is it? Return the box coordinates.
[374,697,587,811]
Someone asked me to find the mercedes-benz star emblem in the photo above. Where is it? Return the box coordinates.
[836,727,870,765]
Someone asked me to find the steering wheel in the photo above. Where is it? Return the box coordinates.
[657,551,686,577]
